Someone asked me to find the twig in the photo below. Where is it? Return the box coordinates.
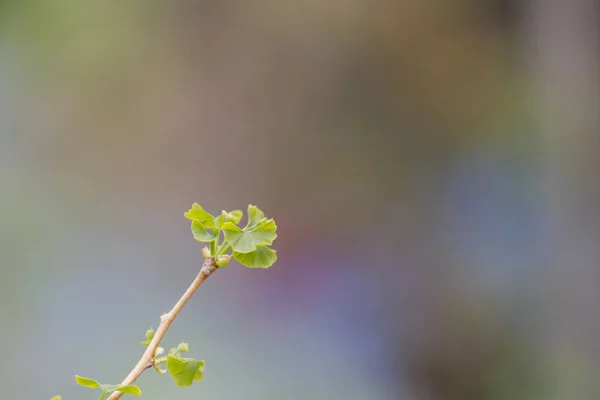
[107,257,218,400]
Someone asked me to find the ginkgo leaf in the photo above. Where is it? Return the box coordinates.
[141,327,154,346]
[184,203,216,229]
[110,385,142,396]
[246,204,265,228]
[191,221,217,242]
[75,376,100,389]
[233,246,277,268]
[222,210,243,224]
[166,355,205,387]
[222,219,277,253]
[176,342,189,353]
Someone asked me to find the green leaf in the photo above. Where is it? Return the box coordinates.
[191,221,217,242]
[233,246,278,268]
[184,203,216,229]
[99,384,142,397]
[166,355,205,387]
[176,342,189,353]
[246,204,265,227]
[75,375,100,389]
[216,210,243,228]
[112,385,142,396]
[222,219,277,253]
[222,210,243,224]
[51,396,62,400]
[141,327,154,346]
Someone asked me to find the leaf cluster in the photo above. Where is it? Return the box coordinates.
[142,328,205,387]
[185,203,278,268]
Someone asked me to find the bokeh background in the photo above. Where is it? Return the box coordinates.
[1,1,599,399]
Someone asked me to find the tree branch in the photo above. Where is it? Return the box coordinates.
[107,257,218,400]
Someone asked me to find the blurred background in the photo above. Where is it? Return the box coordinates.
[1,1,599,399]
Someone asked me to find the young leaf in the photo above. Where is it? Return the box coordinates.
[215,254,231,267]
[75,375,100,389]
[221,210,243,224]
[222,219,277,253]
[51,396,62,400]
[191,221,217,242]
[233,246,278,268]
[109,385,141,395]
[166,355,205,387]
[141,327,155,346]
[98,384,142,397]
[246,205,265,227]
[184,203,216,228]
[176,342,189,353]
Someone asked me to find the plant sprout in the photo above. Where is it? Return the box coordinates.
[51,204,278,400]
